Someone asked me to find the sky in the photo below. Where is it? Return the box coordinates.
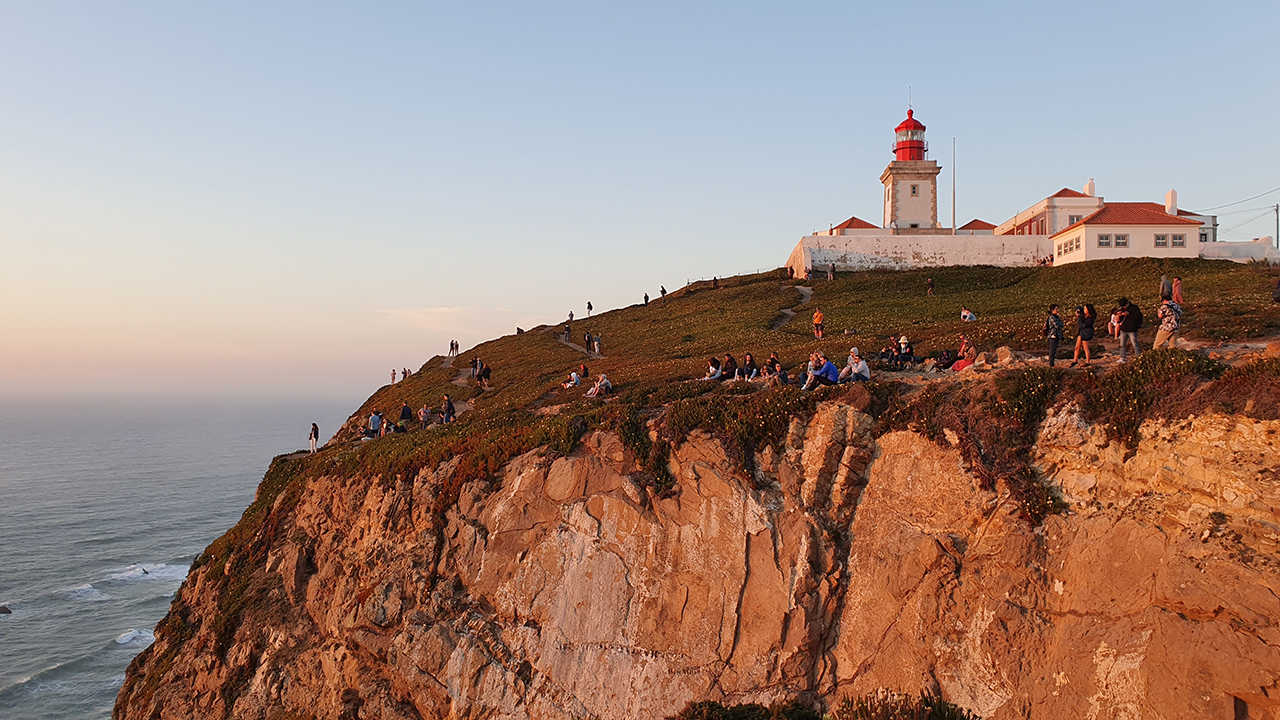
[1,0,1277,402]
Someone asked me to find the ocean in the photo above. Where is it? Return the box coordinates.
[0,397,352,719]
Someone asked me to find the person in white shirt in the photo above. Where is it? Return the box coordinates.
[839,347,871,383]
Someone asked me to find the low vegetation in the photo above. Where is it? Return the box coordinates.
[181,258,1279,675]
[665,691,981,720]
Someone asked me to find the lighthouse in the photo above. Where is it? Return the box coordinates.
[880,109,941,230]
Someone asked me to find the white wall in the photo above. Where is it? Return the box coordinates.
[892,179,934,228]
[1053,224,1200,266]
[1199,237,1280,263]
[787,233,1051,275]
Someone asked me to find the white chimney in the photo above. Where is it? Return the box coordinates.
[1083,178,1095,197]
[1165,188,1178,215]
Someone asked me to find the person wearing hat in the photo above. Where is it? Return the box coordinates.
[839,347,871,383]
[893,336,915,370]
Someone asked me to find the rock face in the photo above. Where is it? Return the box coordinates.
[115,402,1280,720]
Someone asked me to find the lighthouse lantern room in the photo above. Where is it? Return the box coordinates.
[880,108,942,230]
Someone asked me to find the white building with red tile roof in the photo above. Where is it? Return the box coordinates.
[785,110,1274,274]
[1049,194,1203,266]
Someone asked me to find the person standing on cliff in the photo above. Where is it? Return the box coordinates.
[1152,294,1183,349]
[586,301,593,316]
[1043,304,1064,367]
[643,292,649,305]
[390,368,396,384]
[308,423,319,454]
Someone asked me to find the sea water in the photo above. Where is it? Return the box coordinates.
[0,397,351,719]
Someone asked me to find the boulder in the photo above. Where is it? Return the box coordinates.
[995,346,1014,365]
[0,605,10,614]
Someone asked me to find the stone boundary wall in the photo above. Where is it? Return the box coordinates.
[786,233,1052,274]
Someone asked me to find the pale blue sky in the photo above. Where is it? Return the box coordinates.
[2,1,1276,399]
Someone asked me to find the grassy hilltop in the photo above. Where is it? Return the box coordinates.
[279,257,1279,516]
[342,257,1277,435]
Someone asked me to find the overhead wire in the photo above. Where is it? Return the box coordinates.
[1199,184,1280,211]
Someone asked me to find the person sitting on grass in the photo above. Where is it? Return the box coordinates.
[839,347,871,383]
[951,344,978,372]
[960,306,977,322]
[892,336,916,370]
[704,357,722,381]
[739,352,759,380]
[762,352,787,386]
[803,351,840,390]
[561,370,581,389]
[957,334,972,360]
[720,353,738,381]
[586,373,612,398]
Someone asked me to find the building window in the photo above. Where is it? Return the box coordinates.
[910,184,918,197]
[908,223,919,228]
[1172,234,1185,247]
[1097,234,1111,247]
[1199,231,1208,243]
[1069,215,1082,225]
[1114,234,1128,247]
[1154,234,1167,247]
[1074,237,1081,251]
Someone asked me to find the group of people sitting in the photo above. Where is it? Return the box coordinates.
[800,348,871,389]
[363,395,457,439]
[876,336,919,370]
[561,363,612,397]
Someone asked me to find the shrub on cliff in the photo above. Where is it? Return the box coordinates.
[831,690,981,720]
[666,699,821,720]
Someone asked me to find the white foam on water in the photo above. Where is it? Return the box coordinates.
[114,628,155,646]
[64,583,110,602]
[104,563,188,583]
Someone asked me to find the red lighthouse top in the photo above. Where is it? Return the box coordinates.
[893,109,927,161]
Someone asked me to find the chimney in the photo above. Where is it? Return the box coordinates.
[1083,178,1095,197]
[1165,188,1177,215]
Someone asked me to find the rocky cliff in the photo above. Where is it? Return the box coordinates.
[115,379,1280,719]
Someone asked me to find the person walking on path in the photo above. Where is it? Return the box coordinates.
[587,301,593,316]
[441,394,456,424]
[308,423,319,454]
[1070,304,1095,367]
[812,308,825,339]
[1172,276,1183,305]
[926,277,935,296]
[1152,295,1183,349]
[1043,304,1064,367]
[1116,297,1143,362]
[660,285,667,297]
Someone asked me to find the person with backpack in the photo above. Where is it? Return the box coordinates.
[1152,294,1183,349]
[587,301,593,316]
[1071,304,1096,367]
[1115,297,1143,361]
[1043,304,1064,367]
